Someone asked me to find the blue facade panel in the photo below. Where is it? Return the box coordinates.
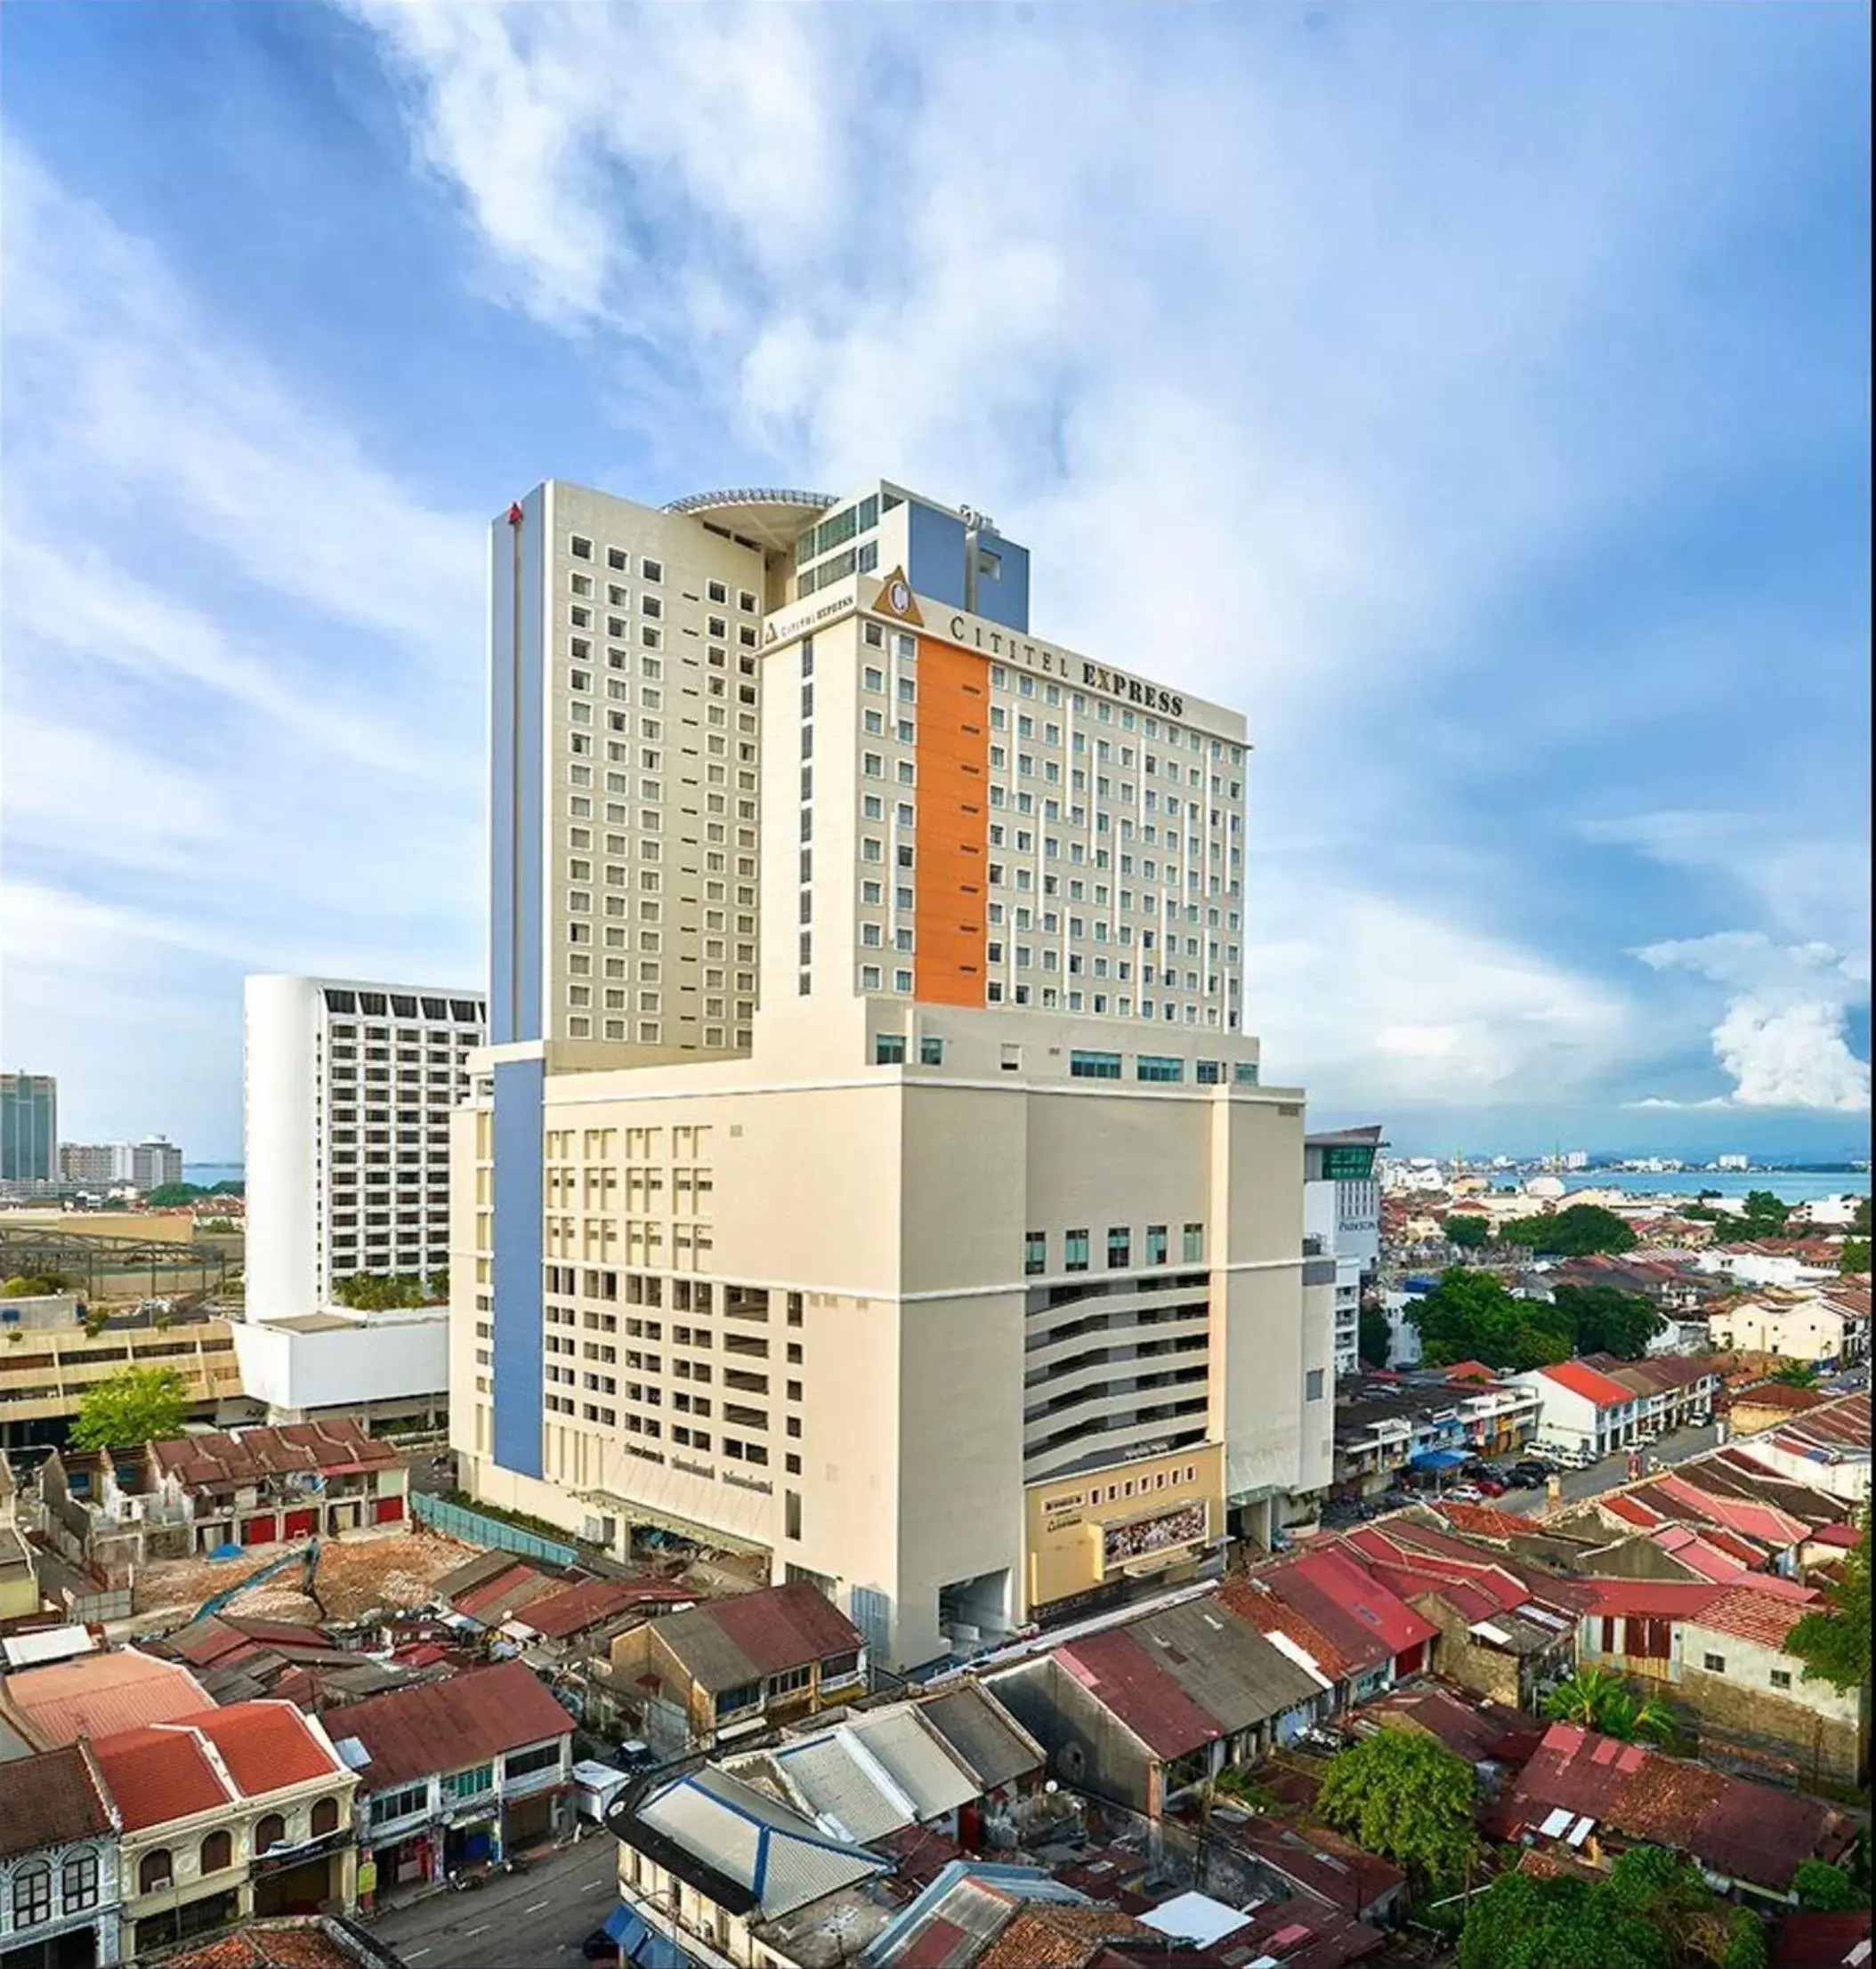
[905,502,968,611]
[973,536,1031,632]
[491,487,546,1046]
[490,1055,546,1479]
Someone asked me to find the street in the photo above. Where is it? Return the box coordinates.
[368,1832,619,1969]
[1495,1419,1723,1515]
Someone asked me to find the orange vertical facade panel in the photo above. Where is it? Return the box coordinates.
[913,634,991,1006]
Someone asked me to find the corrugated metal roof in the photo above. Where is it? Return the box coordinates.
[917,1683,1045,1792]
[848,1706,979,1821]
[637,1765,889,1918]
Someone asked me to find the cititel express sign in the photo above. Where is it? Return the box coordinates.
[937,610,1185,718]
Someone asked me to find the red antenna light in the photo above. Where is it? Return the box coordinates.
[507,503,523,526]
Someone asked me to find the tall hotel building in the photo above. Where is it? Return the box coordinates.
[456,481,1333,1667]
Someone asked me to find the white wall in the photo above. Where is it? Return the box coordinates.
[245,976,320,1322]
[231,1309,449,1414]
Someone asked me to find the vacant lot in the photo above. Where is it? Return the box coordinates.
[133,1524,476,1625]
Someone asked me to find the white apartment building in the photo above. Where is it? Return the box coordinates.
[59,1138,184,1191]
[240,978,484,1429]
[456,485,1331,1669]
[1305,1126,1383,1375]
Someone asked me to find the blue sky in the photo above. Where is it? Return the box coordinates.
[1,2,1868,1163]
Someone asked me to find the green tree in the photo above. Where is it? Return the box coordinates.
[1500,1204,1638,1256]
[1,1272,70,1297]
[1551,1283,1666,1360]
[331,1271,442,1311]
[1443,1214,1491,1247]
[1315,1725,1481,1892]
[209,1180,245,1197]
[1852,1196,1871,1237]
[1791,1860,1866,1911]
[69,1367,190,1450]
[1769,1360,1819,1388]
[146,1182,205,1207]
[1406,1268,1572,1372]
[1544,1666,1678,1746]
[1458,1870,1668,1969]
[1358,1303,1391,1369]
[1721,1912,1768,1969]
[1840,1238,1871,1274]
[1785,1509,1871,1693]
[1710,1190,1793,1245]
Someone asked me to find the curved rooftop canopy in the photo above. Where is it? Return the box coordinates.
[664,488,836,555]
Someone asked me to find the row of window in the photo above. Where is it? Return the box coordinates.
[1025,1223,1207,1274]
[322,990,483,1022]
[988,663,1245,766]
[10,1851,99,1927]
[1067,1051,1257,1085]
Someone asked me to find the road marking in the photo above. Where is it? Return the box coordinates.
[526,1899,551,1913]
[403,1953,431,1963]
[465,1925,490,1939]
[582,1877,606,1891]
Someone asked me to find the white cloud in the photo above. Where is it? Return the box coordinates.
[1,137,481,661]
[351,1,1774,1110]
[1634,932,1870,1111]
[0,139,490,1150]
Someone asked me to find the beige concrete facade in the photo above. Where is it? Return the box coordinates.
[460,497,1329,1669]
[515,482,777,1053]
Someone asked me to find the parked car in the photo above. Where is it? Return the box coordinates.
[1473,1474,1509,1498]
[1503,1467,1544,1489]
[1444,1484,1485,1504]
[581,1932,621,1963]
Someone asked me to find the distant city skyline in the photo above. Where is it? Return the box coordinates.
[2,4,1867,1157]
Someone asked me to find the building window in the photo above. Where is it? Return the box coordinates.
[1145,1224,1168,1265]
[1769,1669,1792,1690]
[1136,1054,1184,1082]
[919,1037,943,1065]
[717,1681,762,1716]
[1703,1653,1726,1674]
[442,1764,495,1800]
[1306,1368,1325,1400]
[1069,1050,1122,1079]
[255,1813,287,1853]
[201,1829,233,1873]
[140,1849,174,1894]
[1024,1231,1047,1277]
[12,1865,52,1929]
[370,1783,429,1826]
[61,1851,99,1912]
[570,535,593,559]
[875,1034,906,1064]
[505,1742,562,1780]
[311,1796,341,1836]
[1064,1229,1090,1272]
[1107,1226,1131,1269]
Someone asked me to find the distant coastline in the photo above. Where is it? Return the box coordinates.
[1557,1170,1868,1203]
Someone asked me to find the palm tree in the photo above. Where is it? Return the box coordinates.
[1545,1667,1678,1746]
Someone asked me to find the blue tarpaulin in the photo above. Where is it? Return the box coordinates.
[1410,1448,1468,1471]
[602,1906,688,1967]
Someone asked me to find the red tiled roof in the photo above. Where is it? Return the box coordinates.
[688,1579,863,1681]
[1433,1501,1532,1541]
[92,1724,233,1830]
[1056,1628,1222,1759]
[0,1741,116,1859]
[509,1576,681,1639]
[151,1926,373,1969]
[1581,1579,1726,1618]
[149,1416,400,1489]
[172,1702,342,1796]
[1536,1360,1635,1408]
[1807,1521,1861,1549]
[1441,1360,1500,1384]
[3,1649,212,1747]
[1690,1586,1811,1650]
[329,1659,572,1790]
